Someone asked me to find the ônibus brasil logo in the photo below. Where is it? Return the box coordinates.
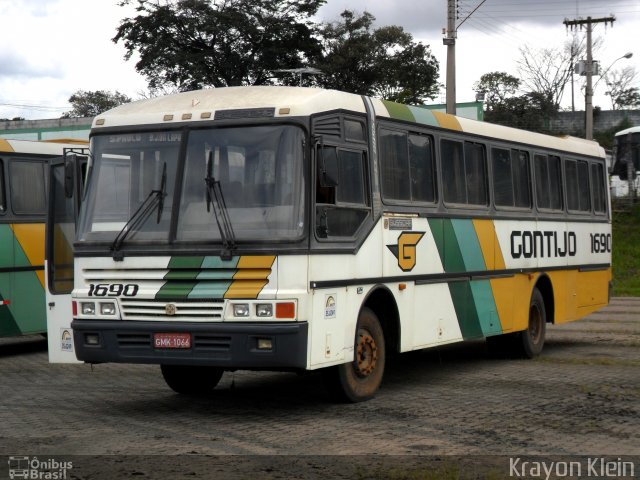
[8,456,73,480]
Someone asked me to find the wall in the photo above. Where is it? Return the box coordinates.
[550,110,640,135]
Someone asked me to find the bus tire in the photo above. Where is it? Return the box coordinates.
[160,364,224,394]
[519,288,546,358]
[323,307,386,403]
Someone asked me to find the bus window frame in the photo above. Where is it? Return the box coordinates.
[8,157,48,217]
[564,157,592,215]
[489,145,534,213]
[532,151,565,215]
[590,160,608,216]
[439,136,489,210]
[377,123,437,207]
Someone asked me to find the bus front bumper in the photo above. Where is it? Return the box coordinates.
[71,319,308,369]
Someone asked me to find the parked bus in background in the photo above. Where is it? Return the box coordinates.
[0,139,86,348]
[64,87,612,401]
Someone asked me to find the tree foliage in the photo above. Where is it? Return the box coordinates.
[605,66,640,110]
[317,11,440,104]
[472,71,520,111]
[114,0,325,91]
[62,90,132,118]
[517,43,576,109]
[114,3,440,103]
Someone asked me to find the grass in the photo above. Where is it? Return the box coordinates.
[612,204,640,296]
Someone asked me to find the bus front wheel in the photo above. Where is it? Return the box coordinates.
[323,307,386,402]
[160,364,224,394]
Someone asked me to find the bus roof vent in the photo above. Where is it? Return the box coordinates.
[312,115,341,138]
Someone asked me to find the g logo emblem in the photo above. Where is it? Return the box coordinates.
[387,231,425,272]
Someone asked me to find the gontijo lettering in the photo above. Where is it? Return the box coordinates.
[511,230,576,258]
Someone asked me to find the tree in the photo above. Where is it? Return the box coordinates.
[517,43,576,109]
[472,71,520,111]
[113,0,325,91]
[317,11,439,103]
[605,66,640,110]
[62,90,132,118]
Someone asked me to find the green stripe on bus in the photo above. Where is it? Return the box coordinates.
[167,256,205,269]
[155,281,199,300]
[469,279,502,336]
[0,225,14,267]
[381,100,416,123]
[442,219,466,272]
[451,219,486,271]
[448,281,484,339]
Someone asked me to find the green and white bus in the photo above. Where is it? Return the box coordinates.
[65,87,611,401]
[0,139,86,345]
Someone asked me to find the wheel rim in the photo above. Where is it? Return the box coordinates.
[529,303,543,344]
[354,328,378,378]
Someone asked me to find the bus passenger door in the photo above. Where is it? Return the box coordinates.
[45,155,85,363]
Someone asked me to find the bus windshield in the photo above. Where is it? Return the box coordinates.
[77,125,305,245]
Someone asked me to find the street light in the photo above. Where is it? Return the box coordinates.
[592,52,633,90]
[585,51,633,140]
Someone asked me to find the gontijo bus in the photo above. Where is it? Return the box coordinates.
[0,138,86,340]
[68,86,611,401]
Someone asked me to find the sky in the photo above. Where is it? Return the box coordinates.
[0,0,639,120]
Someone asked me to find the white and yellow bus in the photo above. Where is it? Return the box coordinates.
[65,87,611,401]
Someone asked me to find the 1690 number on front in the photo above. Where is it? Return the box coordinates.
[88,283,139,297]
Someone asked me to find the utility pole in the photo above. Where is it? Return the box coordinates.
[564,16,616,140]
[444,0,456,114]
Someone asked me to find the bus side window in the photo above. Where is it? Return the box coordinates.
[493,148,531,209]
[464,141,488,205]
[441,139,465,203]
[565,158,591,212]
[0,159,5,213]
[9,159,46,215]
[442,139,487,206]
[536,154,565,211]
[591,163,607,214]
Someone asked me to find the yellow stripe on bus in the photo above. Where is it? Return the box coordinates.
[432,111,462,131]
[10,223,46,288]
[472,219,512,332]
[0,139,14,153]
[224,256,276,299]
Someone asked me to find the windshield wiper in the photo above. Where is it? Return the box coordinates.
[111,162,167,261]
[205,151,236,260]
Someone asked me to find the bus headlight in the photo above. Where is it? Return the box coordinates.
[81,302,96,315]
[256,303,273,317]
[100,302,116,315]
[233,303,250,317]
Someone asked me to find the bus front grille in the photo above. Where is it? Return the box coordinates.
[119,299,225,321]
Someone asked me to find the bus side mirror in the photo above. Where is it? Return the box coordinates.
[64,155,76,198]
[318,146,339,187]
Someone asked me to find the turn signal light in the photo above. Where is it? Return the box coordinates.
[275,302,295,319]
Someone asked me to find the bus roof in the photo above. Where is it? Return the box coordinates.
[0,138,88,155]
[93,86,604,159]
[615,126,640,137]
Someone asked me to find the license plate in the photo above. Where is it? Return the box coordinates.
[153,333,191,349]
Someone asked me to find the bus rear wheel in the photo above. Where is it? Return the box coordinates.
[324,307,386,403]
[160,364,224,394]
[519,288,546,358]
